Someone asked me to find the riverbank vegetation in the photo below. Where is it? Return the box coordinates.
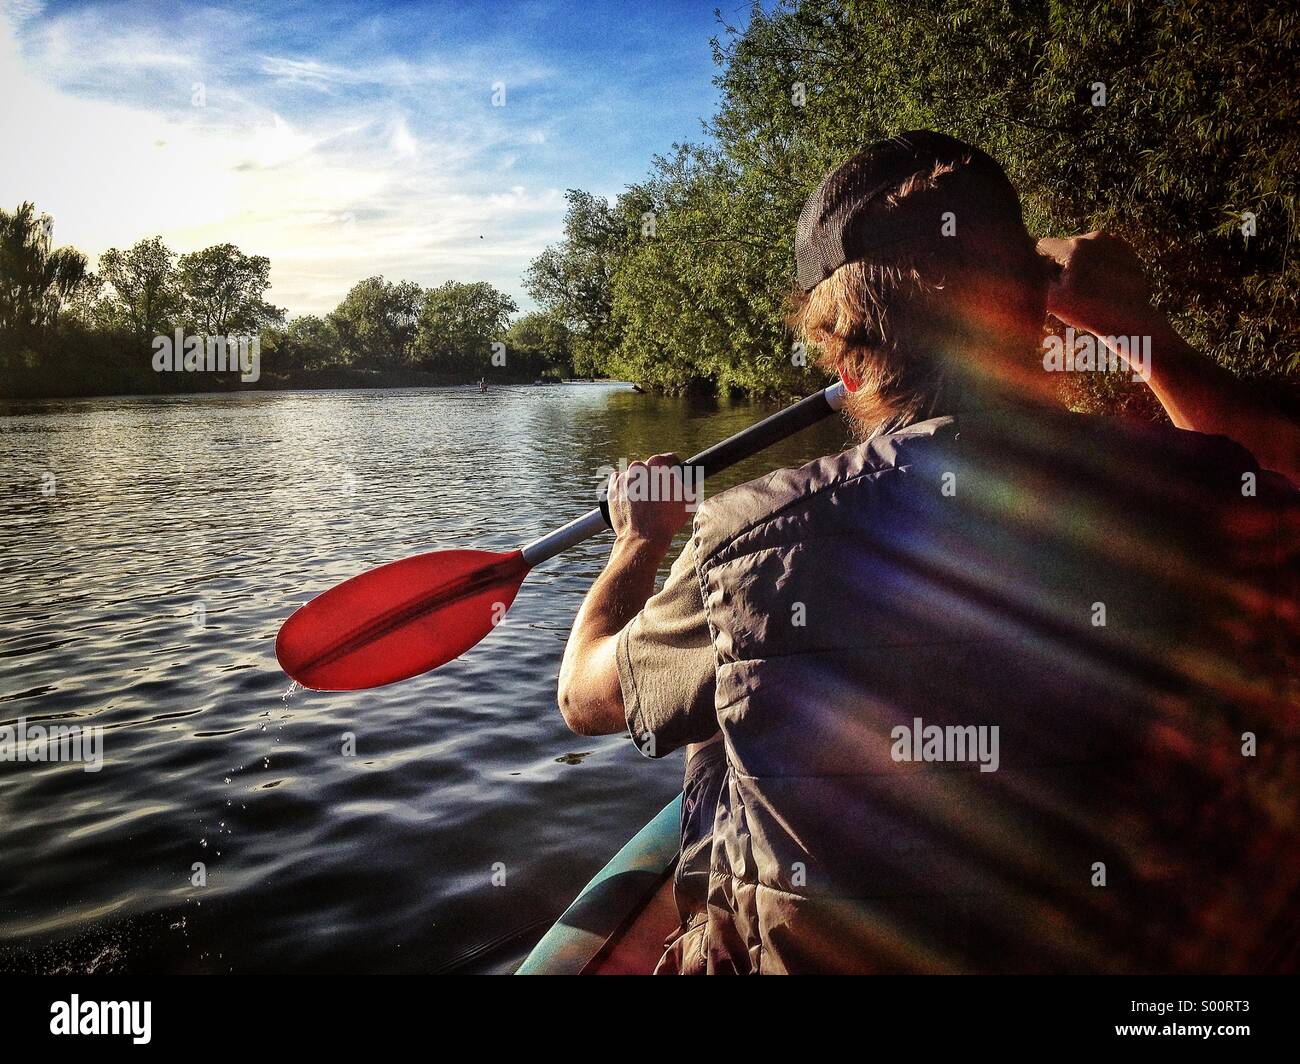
[0,208,574,399]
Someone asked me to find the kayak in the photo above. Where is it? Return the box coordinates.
[516,794,681,975]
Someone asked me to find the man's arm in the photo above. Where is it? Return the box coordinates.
[557,453,690,736]
[1038,232,1299,486]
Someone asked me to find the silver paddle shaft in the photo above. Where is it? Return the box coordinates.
[520,381,848,567]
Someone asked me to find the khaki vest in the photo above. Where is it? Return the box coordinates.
[689,409,1298,974]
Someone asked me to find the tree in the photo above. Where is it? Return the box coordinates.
[707,0,1299,403]
[328,276,423,368]
[61,271,108,329]
[264,315,344,375]
[178,243,284,337]
[0,202,87,357]
[524,190,632,375]
[99,236,181,344]
[413,281,517,372]
[609,147,810,396]
[505,311,575,377]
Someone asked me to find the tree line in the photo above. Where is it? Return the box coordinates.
[0,204,574,399]
[524,0,1298,412]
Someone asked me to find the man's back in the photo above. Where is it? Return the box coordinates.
[560,132,1300,975]
[685,408,1298,973]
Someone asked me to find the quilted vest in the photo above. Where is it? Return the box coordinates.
[688,408,1298,974]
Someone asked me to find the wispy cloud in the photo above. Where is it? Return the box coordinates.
[0,0,721,316]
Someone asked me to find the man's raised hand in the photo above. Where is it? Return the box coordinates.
[1037,231,1160,338]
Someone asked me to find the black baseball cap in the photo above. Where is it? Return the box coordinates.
[795,130,1024,292]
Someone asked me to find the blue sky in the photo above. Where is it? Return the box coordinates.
[0,0,730,315]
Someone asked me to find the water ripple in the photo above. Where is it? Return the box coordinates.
[0,383,848,973]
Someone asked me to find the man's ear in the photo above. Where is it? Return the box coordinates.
[837,364,860,393]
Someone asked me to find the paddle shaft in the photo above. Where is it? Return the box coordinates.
[520,381,848,567]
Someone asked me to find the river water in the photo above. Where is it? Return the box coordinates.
[0,382,849,973]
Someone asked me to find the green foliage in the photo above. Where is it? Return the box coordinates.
[178,243,284,337]
[505,311,575,377]
[328,276,423,369]
[98,236,182,343]
[263,315,345,376]
[528,0,1299,406]
[1,208,532,397]
[413,281,517,372]
[609,148,810,397]
[524,189,633,375]
[0,203,88,360]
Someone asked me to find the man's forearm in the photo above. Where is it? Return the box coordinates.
[575,536,673,641]
[1040,232,1298,486]
[1103,315,1298,485]
[557,535,673,735]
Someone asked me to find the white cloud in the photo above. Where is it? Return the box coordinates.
[0,3,562,316]
[389,117,417,158]
[0,0,45,25]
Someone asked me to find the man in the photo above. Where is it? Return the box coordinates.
[558,131,1299,974]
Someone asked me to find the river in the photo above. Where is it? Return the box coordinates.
[0,382,850,973]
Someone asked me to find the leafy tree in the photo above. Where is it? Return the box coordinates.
[264,315,344,375]
[99,236,181,344]
[610,147,812,396]
[0,202,87,358]
[413,280,517,372]
[524,190,633,375]
[328,276,423,368]
[533,0,1298,408]
[61,271,108,328]
[178,243,284,337]
[505,311,575,377]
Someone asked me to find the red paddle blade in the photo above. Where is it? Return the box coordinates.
[277,549,530,691]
